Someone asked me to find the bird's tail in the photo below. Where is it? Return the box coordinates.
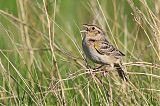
[114,64,128,81]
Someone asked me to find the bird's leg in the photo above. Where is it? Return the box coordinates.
[92,64,111,76]
[93,65,104,70]
[110,63,114,68]
[101,64,113,76]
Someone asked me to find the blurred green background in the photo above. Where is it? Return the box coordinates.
[0,0,160,105]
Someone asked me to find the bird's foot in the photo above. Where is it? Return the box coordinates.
[100,69,109,77]
[99,65,113,77]
[93,65,105,71]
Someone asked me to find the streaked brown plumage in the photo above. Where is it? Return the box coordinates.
[81,24,127,81]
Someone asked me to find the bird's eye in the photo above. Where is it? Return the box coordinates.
[86,28,89,31]
[92,27,95,30]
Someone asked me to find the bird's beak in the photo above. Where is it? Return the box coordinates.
[80,30,87,33]
[82,24,89,28]
[80,24,89,33]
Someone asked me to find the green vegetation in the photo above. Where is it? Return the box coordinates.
[0,0,160,105]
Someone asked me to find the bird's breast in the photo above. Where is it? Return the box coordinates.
[82,37,104,64]
[82,37,118,65]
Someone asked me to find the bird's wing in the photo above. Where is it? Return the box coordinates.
[94,40,125,58]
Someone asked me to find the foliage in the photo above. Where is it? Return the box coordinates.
[0,0,160,105]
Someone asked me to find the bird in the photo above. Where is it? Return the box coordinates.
[81,24,127,81]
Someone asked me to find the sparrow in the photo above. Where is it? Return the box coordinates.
[81,24,127,81]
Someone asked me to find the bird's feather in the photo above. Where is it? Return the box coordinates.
[94,40,125,58]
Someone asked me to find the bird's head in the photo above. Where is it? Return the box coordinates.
[81,24,104,37]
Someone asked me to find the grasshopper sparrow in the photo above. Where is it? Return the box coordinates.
[81,24,127,81]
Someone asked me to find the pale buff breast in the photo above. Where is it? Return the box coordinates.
[82,35,119,65]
